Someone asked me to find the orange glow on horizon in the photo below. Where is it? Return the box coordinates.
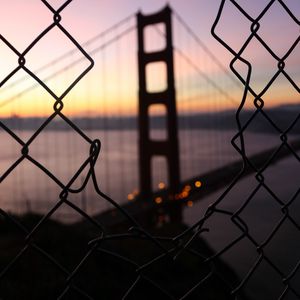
[0,2,299,119]
[1,85,299,118]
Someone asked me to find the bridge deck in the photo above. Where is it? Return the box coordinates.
[78,139,300,229]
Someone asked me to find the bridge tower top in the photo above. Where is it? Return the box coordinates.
[137,5,181,222]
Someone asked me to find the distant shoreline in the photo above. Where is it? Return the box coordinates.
[1,105,300,133]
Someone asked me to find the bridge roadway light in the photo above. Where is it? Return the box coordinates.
[127,193,134,201]
[195,180,202,188]
[187,200,194,207]
[158,182,166,189]
[155,197,163,204]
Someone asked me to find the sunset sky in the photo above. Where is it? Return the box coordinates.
[0,0,299,117]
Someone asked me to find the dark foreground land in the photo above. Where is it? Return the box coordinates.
[0,213,246,300]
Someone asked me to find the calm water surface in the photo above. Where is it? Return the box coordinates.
[1,128,299,298]
[0,129,289,218]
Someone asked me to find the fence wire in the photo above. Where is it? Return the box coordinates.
[206,0,300,298]
[0,1,299,300]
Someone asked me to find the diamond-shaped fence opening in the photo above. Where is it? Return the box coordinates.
[214,1,253,53]
[29,119,91,185]
[237,186,285,243]
[25,27,91,98]
[256,1,299,58]
[233,38,280,93]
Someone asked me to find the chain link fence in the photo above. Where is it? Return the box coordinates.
[0,0,299,299]
[207,0,300,298]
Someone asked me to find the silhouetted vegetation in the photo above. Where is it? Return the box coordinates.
[0,213,244,299]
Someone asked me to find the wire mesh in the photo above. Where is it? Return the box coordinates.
[204,0,300,298]
[0,1,299,299]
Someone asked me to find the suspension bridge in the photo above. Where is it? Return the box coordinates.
[0,5,296,225]
[1,2,300,299]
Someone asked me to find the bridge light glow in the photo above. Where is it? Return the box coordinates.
[184,185,191,192]
[158,182,166,189]
[127,193,134,201]
[155,197,163,204]
[187,200,193,207]
[132,189,139,196]
[181,191,189,198]
[195,181,202,188]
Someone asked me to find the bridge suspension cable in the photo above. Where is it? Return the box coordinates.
[0,14,136,108]
[174,46,238,105]
[152,9,241,106]
[172,9,243,92]
[0,13,135,93]
[1,7,240,195]
[1,9,242,111]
